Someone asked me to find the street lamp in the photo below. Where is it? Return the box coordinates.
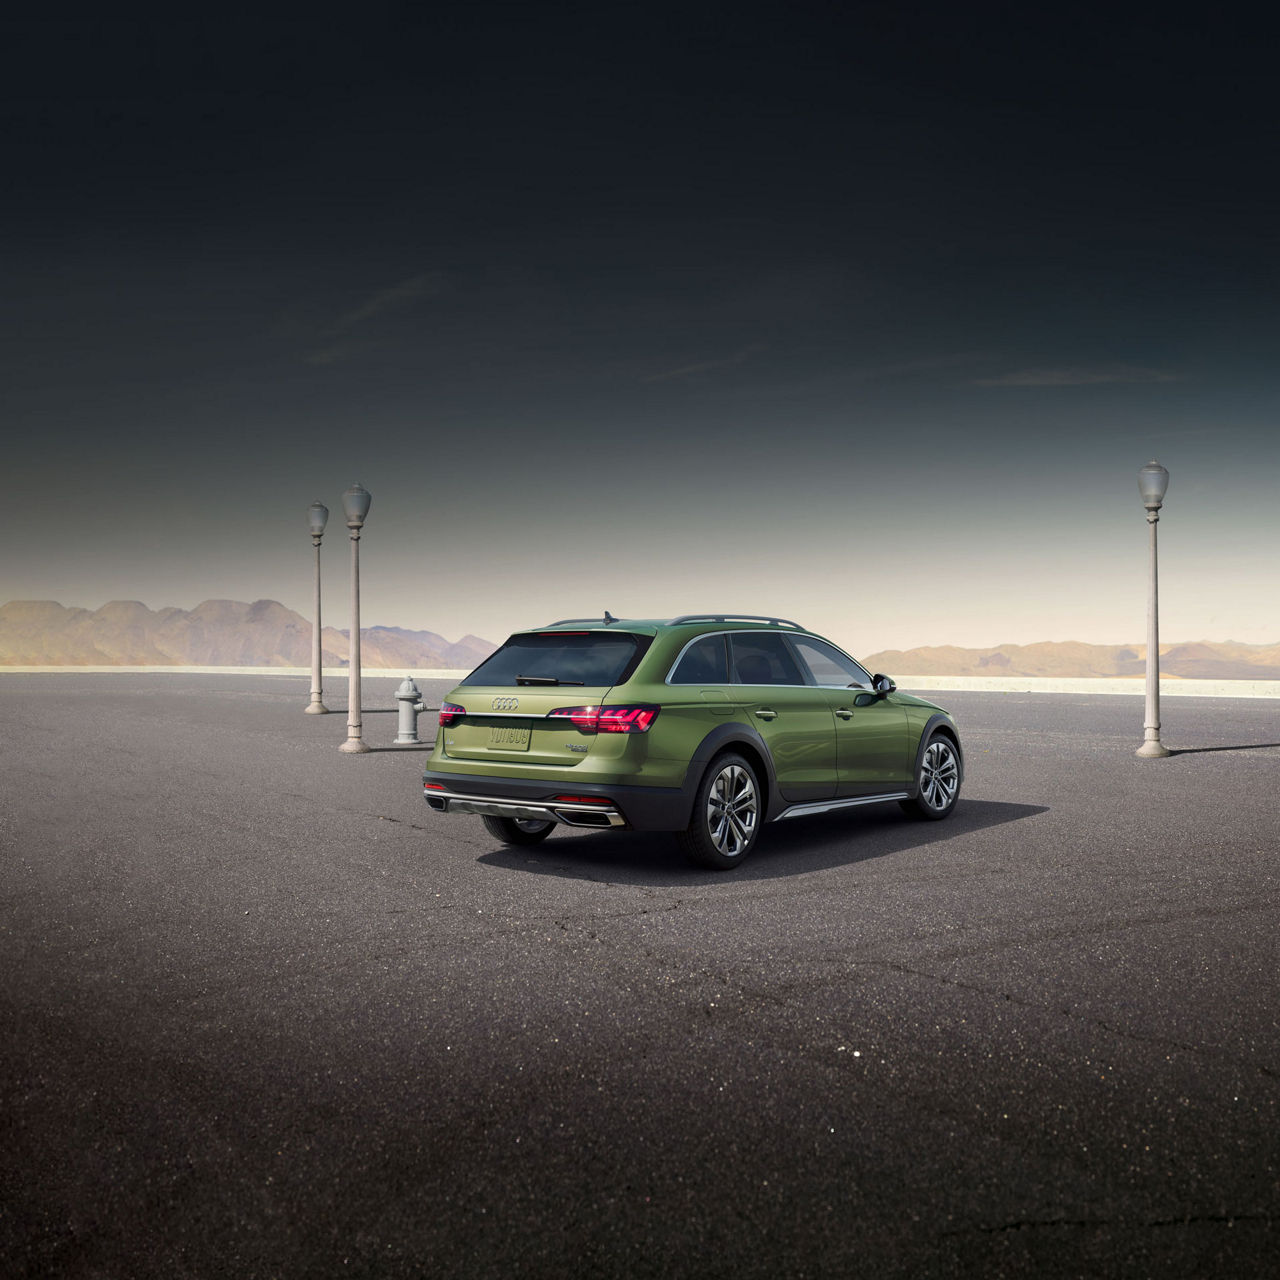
[339,483,373,754]
[305,501,330,714]
[1136,460,1171,758]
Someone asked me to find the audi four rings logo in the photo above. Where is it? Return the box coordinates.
[491,696,520,711]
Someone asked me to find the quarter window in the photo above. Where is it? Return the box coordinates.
[730,633,805,686]
[789,636,872,687]
[669,634,729,684]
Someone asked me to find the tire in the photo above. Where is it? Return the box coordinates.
[481,815,556,845]
[677,753,762,870]
[899,734,961,821]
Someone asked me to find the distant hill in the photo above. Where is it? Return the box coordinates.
[5,603,1277,678]
[0,599,497,670]
[862,640,1280,680]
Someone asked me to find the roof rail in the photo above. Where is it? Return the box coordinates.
[670,614,804,629]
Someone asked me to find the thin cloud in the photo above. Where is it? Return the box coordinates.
[683,349,994,404]
[643,343,765,383]
[330,271,446,334]
[304,271,447,365]
[304,339,373,367]
[972,365,1182,387]
[844,351,993,381]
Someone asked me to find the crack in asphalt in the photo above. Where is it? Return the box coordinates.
[860,958,1278,1079]
[942,1211,1276,1236]
[369,813,435,833]
[554,899,685,923]
[918,895,1280,967]
[467,898,688,933]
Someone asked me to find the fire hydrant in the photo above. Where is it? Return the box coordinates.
[394,676,426,745]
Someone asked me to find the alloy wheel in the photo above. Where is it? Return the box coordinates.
[919,739,960,811]
[706,763,758,857]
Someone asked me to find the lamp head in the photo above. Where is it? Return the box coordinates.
[342,483,372,530]
[308,501,329,540]
[1138,460,1169,511]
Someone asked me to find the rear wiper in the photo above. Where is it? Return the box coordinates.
[515,675,585,686]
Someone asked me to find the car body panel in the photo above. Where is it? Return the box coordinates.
[439,685,617,767]
[910,711,966,782]
[818,689,913,794]
[734,682,838,802]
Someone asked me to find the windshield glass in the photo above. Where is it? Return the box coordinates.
[461,632,641,687]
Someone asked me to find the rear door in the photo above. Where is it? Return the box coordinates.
[729,632,837,803]
[440,630,643,768]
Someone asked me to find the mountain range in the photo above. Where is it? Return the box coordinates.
[0,600,496,670]
[3,601,1278,678]
[861,640,1280,681]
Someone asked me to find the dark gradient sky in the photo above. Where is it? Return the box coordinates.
[4,6,1277,652]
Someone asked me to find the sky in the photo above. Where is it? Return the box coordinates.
[3,5,1278,655]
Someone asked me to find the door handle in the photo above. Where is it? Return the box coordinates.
[754,708,778,720]
[835,708,854,719]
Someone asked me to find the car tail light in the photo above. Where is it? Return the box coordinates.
[548,705,600,731]
[438,702,466,727]
[548,705,659,733]
[597,706,659,733]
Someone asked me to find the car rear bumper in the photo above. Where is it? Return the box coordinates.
[424,787,627,829]
[422,769,695,832]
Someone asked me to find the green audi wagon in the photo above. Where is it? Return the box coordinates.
[422,614,962,869]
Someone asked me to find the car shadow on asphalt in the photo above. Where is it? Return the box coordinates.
[476,799,1049,885]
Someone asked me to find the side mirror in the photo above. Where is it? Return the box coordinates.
[872,673,896,696]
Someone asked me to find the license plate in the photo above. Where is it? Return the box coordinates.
[489,725,530,750]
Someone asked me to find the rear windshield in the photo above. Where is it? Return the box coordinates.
[461,632,643,688]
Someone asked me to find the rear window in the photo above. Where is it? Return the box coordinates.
[461,632,643,688]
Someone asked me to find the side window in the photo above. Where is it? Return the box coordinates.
[789,636,872,687]
[730,633,805,686]
[669,634,729,684]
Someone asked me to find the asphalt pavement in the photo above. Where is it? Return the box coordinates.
[1,674,1277,1278]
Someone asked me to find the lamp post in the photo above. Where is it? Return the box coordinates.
[339,483,373,754]
[1136,461,1171,758]
[305,501,330,714]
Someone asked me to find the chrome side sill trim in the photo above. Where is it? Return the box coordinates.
[774,792,910,821]
[425,788,626,828]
